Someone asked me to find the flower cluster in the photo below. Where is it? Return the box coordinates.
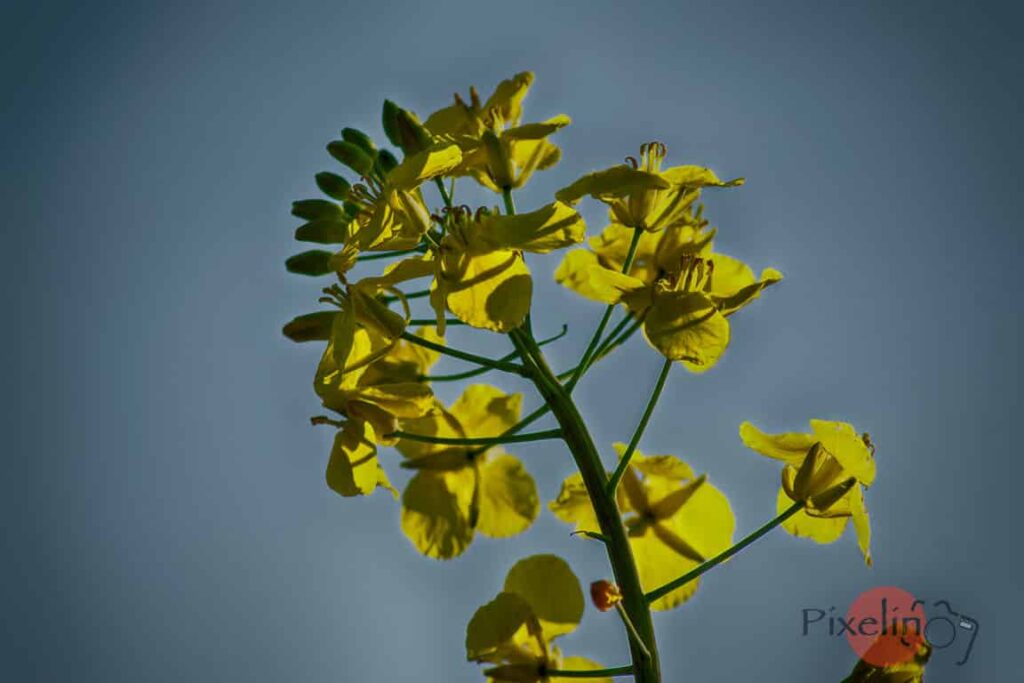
[282,72,887,681]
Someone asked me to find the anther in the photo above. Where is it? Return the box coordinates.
[624,155,638,169]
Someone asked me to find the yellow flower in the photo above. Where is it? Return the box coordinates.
[426,202,585,333]
[556,142,742,232]
[314,318,435,498]
[549,447,735,611]
[345,143,463,251]
[555,222,781,371]
[397,384,539,559]
[466,554,610,682]
[425,72,569,192]
[739,420,876,565]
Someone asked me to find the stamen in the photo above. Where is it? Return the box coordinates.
[703,260,714,292]
[469,85,481,110]
[624,156,638,169]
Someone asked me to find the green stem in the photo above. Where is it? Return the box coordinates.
[467,403,552,458]
[565,228,643,393]
[644,500,806,604]
[356,247,425,262]
[434,177,453,208]
[408,318,466,326]
[509,329,661,683]
[381,289,430,304]
[388,428,562,447]
[501,186,516,216]
[615,603,651,660]
[556,312,638,381]
[544,665,634,678]
[419,325,567,382]
[606,358,673,497]
[399,331,526,376]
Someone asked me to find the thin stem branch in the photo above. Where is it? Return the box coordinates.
[399,331,526,376]
[356,247,425,262]
[556,312,639,381]
[606,358,673,496]
[644,500,806,604]
[545,665,635,678]
[388,428,562,446]
[467,403,552,458]
[565,228,643,393]
[381,289,430,304]
[434,177,453,209]
[419,325,567,382]
[615,603,651,661]
[501,186,516,216]
[408,318,466,326]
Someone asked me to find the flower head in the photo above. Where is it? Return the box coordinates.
[425,72,569,192]
[556,222,780,371]
[466,555,610,682]
[550,447,735,611]
[396,384,539,559]
[556,142,742,232]
[740,419,876,565]
[418,201,584,333]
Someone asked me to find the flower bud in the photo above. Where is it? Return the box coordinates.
[327,140,375,177]
[315,172,351,201]
[590,580,623,612]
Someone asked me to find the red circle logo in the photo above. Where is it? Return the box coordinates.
[846,586,927,666]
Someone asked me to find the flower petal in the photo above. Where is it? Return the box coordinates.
[503,554,584,639]
[554,249,646,305]
[326,421,393,497]
[738,421,817,465]
[810,419,877,486]
[848,484,873,566]
[643,291,730,369]
[387,144,463,190]
[777,487,848,544]
[477,202,585,254]
[477,453,539,538]
[449,384,522,438]
[548,472,601,533]
[465,591,534,662]
[555,166,670,205]
[444,250,532,332]
[400,469,476,559]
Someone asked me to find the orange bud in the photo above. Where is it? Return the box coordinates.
[590,580,623,612]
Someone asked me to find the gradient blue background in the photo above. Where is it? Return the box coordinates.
[3,1,1021,680]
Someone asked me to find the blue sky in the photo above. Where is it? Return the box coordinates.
[3,1,1021,680]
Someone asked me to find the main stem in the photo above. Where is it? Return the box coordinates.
[510,330,661,683]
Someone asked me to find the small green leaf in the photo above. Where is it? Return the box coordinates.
[341,127,377,155]
[291,199,345,221]
[327,140,375,177]
[294,220,350,244]
[282,311,337,342]
[285,250,334,276]
[314,172,351,201]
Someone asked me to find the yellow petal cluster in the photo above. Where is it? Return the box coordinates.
[397,384,539,559]
[465,554,610,682]
[556,221,780,371]
[425,72,569,192]
[740,420,876,565]
[550,447,735,611]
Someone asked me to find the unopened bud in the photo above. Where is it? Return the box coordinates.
[590,580,623,612]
